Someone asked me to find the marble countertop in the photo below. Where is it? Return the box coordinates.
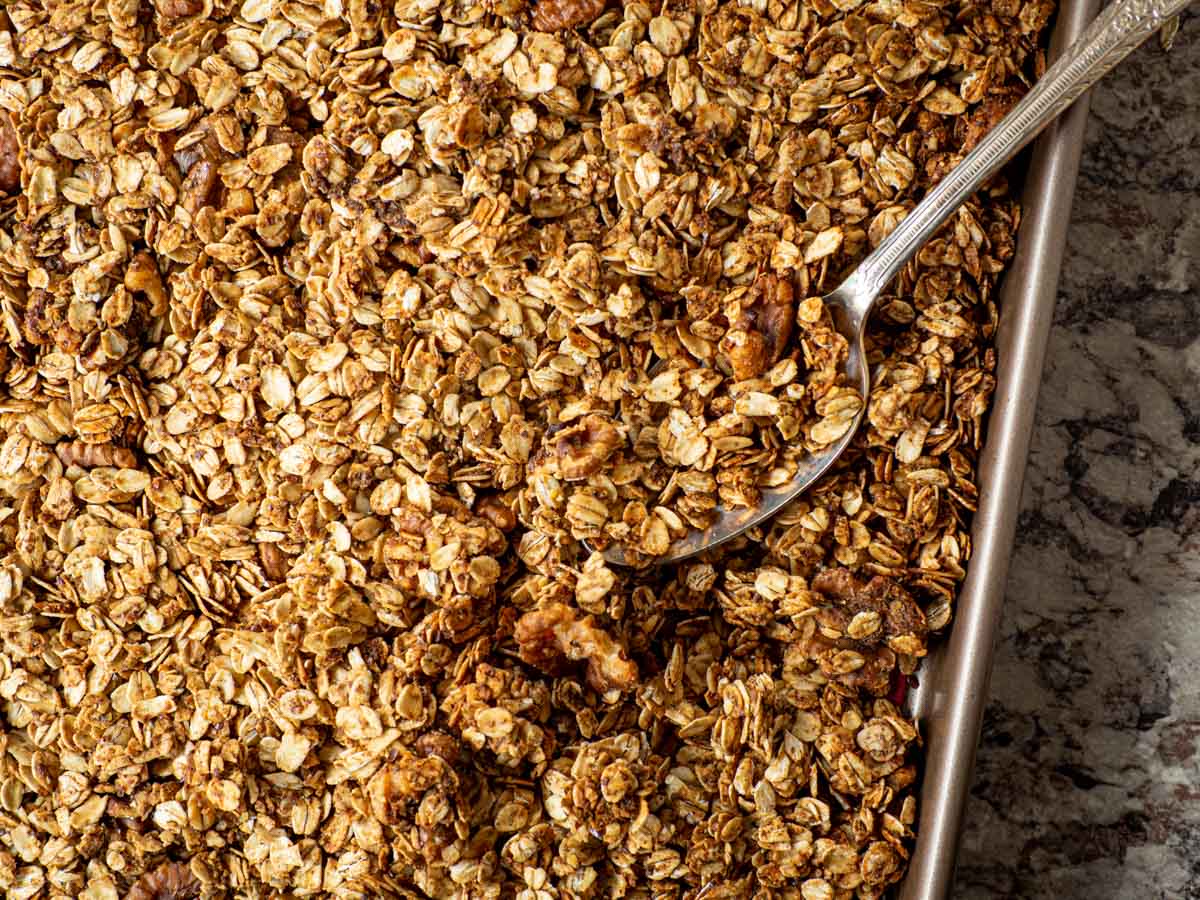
[952,11,1200,900]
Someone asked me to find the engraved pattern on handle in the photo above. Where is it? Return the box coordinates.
[850,0,1192,310]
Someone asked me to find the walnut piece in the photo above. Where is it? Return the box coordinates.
[812,569,930,656]
[531,0,606,32]
[515,602,638,693]
[719,272,795,381]
[545,414,625,482]
[154,0,204,18]
[125,862,201,900]
[0,115,18,194]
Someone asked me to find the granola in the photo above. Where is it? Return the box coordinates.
[0,0,1048,896]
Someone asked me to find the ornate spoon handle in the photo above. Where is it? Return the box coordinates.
[845,0,1190,311]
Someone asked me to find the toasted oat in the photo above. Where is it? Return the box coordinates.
[0,0,1047,895]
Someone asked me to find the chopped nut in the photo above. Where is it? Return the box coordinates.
[155,0,203,17]
[515,602,638,692]
[125,862,201,900]
[532,0,606,32]
[542,415,625,482]
[0,115,18,194]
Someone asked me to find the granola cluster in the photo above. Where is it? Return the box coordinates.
[0,0,1049,896]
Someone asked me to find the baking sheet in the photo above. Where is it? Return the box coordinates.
[898,0,1104,895]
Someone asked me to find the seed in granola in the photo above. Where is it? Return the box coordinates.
[258,542,290,581]
[55,440,137,469]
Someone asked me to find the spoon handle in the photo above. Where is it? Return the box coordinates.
[845,0,1190,312]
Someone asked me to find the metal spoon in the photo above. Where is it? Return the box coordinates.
[603,0,1189,566]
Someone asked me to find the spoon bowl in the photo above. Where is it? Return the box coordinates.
[597,276,873,567]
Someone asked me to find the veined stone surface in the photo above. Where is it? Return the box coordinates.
[954,13,1200,900]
